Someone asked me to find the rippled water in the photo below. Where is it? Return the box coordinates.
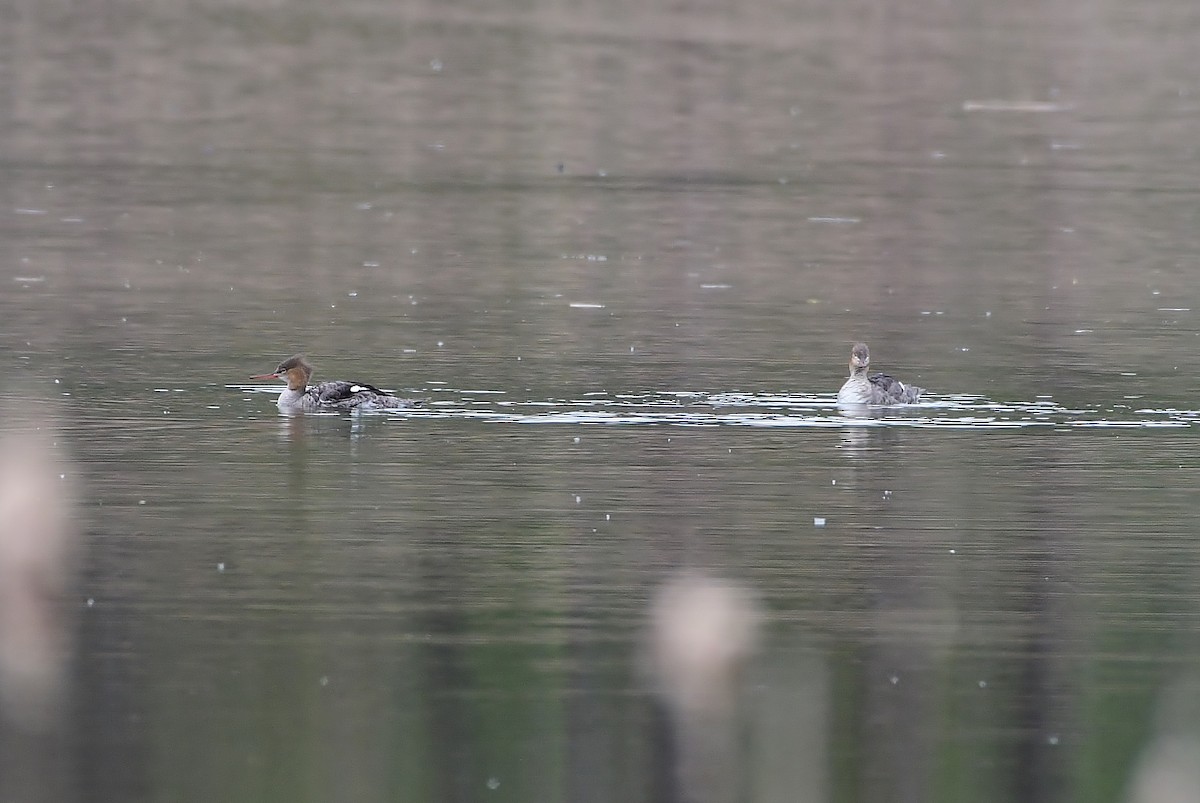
[237,382,1200,430]
[5,0,1200,801]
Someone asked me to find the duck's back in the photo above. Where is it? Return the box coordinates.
[312,380,409,410]
[867,373,923,404]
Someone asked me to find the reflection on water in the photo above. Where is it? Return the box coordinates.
[0,417,78,803]
[644,571,761,803]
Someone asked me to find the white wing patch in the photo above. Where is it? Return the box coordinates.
[350,385,366,393]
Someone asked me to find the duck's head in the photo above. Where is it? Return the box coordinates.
[252,355,312,391]
[849,343,870,374]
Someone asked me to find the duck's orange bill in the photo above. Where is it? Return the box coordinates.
[251,373,280,380]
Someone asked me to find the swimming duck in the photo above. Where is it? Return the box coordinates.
[836,343,924,406]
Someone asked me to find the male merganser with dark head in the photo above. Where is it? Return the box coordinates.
[837,343,924,406]
[252,355,415,411]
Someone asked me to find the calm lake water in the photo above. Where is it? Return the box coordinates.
[4,1,1200,801]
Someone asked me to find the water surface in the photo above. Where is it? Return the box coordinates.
[4,1,1200,801]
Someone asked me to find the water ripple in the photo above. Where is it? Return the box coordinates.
[233,385,1200,429]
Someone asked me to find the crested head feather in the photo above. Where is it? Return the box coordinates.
[276,354,311,374]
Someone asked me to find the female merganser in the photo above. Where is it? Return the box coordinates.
[837,343,924,405]
[252,355,415,411]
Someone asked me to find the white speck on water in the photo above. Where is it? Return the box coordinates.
[217,562,225,572]
[1152,289,1161,295]
[573,437,580,444]
[138,500,146,505]
[985,310,992,317]
[931,150,947,160]
[54,378,60,384]
[813,517,826,527]
[486,778,500,790]
[1120,372,1138,376]
[807,216,861,224]
[437,341,444,347]
[59,474,65,480]
[831,479,836,485]
[15,208,47,215]
[355,202,373,211]
[960,347,970,352]
[86,598,95,608]
[429,58,443,72]
[1158,308,1190,312]
[630,345,635,353]
[978,680,987,688]
[13,276,45,283]
[597,169,607,177]
[1074,329,1092,334]
[319,676,329,686]
[363,261,379,267]
[605,514,610,521]
[890,675,900,685]
[575,495,581,504]
[569,302,605,309]
[949,549,956,554]
[1047,735,1059,746]
[700,284,732,289]
[348,292,358,297]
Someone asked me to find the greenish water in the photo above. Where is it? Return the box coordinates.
[4,1,1200,801]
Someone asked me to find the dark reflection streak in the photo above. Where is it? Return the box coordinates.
[844,426,934,803]
[648,696,684,803]
[75,549,148,803]
[414,554,475,803]
[1014,463,1072,803]
[1016,558,1055,803]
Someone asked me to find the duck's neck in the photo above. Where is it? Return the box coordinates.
[278,386,308,408]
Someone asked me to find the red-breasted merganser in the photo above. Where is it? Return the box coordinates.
[252,355,415,411]
[837,343,924,405]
